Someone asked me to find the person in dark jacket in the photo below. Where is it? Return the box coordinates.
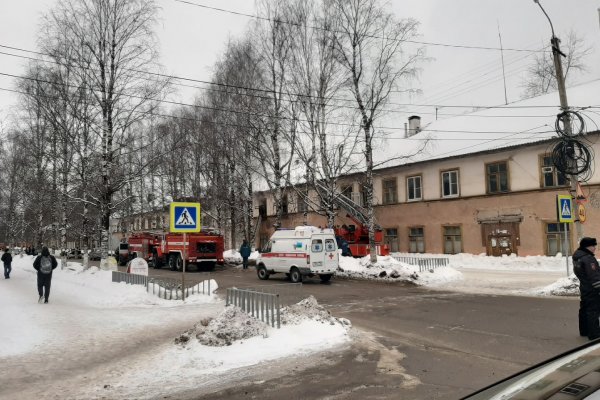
[2,247,12,279]
[33,246,58,304]
[239,239,252,270]
[573,237,600,340]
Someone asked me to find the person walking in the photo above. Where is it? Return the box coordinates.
[573,237,600,340]
[33,246,58,304]
[239,239,252,270]
[2,247,12,279]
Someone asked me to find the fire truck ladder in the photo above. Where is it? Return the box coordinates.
[314,181,379,229]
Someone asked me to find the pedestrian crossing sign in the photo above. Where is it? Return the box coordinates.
[170,202,201,233]
[557,195,574,223]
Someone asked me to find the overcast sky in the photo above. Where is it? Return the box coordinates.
[1,0,599,129]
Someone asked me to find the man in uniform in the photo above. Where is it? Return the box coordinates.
[573,237,600,340]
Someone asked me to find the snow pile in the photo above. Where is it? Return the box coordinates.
[176,306,269,347]
[441,252,568,271]
[223,249,260,265]
[175,296,351,349]
[281,295,351,328]
[532,274,580,297]
[336,255,463,286]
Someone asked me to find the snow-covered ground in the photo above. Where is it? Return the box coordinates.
[2,250,579,399]
[225,249,577,296]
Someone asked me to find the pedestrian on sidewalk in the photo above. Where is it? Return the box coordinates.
[33,246,58,304]
[239,239,251,270]
[2,247,12,279]
[573,237,600,340]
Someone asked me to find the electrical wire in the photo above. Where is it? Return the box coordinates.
[172,0,549,54]
[0,86,556,141]
[0,44,567,114]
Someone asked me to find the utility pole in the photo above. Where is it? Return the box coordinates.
[497,22,508,105]
[534,0,583,243]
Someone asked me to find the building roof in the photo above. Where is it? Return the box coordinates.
[376,78,600,169]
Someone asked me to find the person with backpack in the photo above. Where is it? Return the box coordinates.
[33,246,58,304]
[2,247,12,279]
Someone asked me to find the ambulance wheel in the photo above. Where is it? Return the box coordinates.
[289,268,302,283]
[257,266,269,280]
[319,274,332,283]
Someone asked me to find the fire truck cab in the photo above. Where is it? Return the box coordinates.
[152,230,224,272]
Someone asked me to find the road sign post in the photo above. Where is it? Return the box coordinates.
[557,195,574,277]
[170,202,201,301]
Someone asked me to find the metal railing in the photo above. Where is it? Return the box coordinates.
[392,256,449,272]
[112,271,213,300]
[234,283,303,306]
[226,287,281,328]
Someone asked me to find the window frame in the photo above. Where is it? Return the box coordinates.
[442,225,462,254]
[407,175,422,202]
[545,222,571,256]
[408,226,425,253]
[382,178,398,205]
[485,161,509,194]
[441,169,460,198]
[539,154,568,188]
[297,193,309,214]
[384,228,399,252]
[311,239,323,253]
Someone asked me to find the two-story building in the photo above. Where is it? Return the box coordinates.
[254,80,600,256]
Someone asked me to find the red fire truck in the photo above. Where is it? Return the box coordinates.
[315,181,389,258]
[122,230,225,271]
[334,214,389,258]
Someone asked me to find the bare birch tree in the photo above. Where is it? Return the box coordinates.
[332,0,425,262]
[44,0,168,267]
[521,30,592,99]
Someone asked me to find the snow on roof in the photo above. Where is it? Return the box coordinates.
[375,78,600,169]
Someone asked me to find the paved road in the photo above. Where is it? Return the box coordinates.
[110,263,585,400]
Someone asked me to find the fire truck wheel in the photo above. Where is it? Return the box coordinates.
[168,254,179,271]
[289,268,302,283]
[257,266,269,280]
[319,274,332,283]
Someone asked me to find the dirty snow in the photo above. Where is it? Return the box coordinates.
[0,249,585,399]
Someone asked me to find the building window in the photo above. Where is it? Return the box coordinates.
[361,185,369,207]
[409,227,425,253]
[382,179,397,204]
[384,228,399,252]
[341,185,352,199]
[407,175,422,201]
[486,162,509,193]
[441,170,459,198]
[540,155,567,188]
[546,223,570,256]
[258,199,267,217]
[443,226,462,254]
[297,193,308,213]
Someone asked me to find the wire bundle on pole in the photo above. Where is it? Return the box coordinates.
[551,110,594,182]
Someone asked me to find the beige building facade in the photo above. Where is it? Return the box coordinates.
[254,135,600,257]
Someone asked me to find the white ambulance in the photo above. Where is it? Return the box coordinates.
[256,226,338,283]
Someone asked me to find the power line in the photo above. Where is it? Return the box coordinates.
[0,44,567,114]
[0,70,562,129]
[0,86,556,140]
[173,0,549,54]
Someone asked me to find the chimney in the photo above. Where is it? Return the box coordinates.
[408,115,421,137]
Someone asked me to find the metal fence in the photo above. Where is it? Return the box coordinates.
[112,271,213,300]
[226,287,281,328]
[392,256,450,272]
[234,283,303,306]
